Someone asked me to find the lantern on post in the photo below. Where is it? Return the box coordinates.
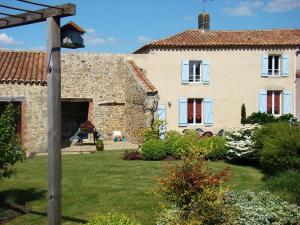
[61,21,85,49]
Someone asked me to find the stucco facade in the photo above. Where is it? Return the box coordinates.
[130,47,298,132]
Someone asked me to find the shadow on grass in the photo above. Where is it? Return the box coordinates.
[0,188,46,207]
[0,188,87,224]
[29,210,87,224]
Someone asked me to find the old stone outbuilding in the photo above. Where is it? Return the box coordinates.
[0,51,158,152]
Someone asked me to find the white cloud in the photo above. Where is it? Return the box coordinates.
[264,0,300,12]
[0,33,22,45]
[184,16,194,21]
[223,1,263,16]
[137,35,150,44]
[86,28,96,33]
[83,28,118,46]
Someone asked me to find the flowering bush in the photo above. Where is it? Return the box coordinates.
[225,191,300,225]
[225,125,260,162]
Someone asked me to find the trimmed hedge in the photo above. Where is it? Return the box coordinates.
[141,139,166,160]
[253,123,300,173]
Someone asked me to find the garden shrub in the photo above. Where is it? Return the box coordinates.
[253,122,300,173]
[245,112,294,125]
[241,104,246,125]
[157,156,235,225]
[0,104,25,180]
[123,150,142,160]
[141,120,162,143]
[225,125,259,162]
[86,213,140,225]
[225,190,300,225]
[141,139,166,160]
[265,170,300,205]
[164,131,182,158]
[197,136,227,160]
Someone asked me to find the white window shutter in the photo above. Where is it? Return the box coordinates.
[179,98,187,126]
[204,98,214,126]
[283,91,292,114]
[261,54,268,77]
[259,90,267,113]
[202,60,210,84]
[181,60,189,84]
[282,54,289,77]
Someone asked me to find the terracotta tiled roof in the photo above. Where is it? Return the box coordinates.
[0,51,47,85]
[134,29,300,53]
[127,60,156,92]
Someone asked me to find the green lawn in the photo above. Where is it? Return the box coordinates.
[0,151,264,225]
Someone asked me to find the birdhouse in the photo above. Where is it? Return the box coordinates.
[61,21,85,49]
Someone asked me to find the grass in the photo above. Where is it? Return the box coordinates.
[0,151,264,225]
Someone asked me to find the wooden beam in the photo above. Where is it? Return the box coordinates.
[47,16,62,225]
[0,3,75,29]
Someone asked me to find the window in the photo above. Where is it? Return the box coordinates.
[267,90,281,115]
[189,61,202,82]
[268,55,281,76]
[187,98,202,124]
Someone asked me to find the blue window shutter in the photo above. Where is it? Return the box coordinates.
[259,90,267,113]
[157,105,166,120]
[179,98,187,126]
[282,54,289,77]
[157,105,167,140]
[204,98,214,126]
[283,91,292,114]
[202,60,210,84]
[261,54,268,77]
[181,60,189,84]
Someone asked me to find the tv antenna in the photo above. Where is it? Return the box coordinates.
[202,0,213,13]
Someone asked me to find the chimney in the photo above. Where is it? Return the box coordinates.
[198,13,210,31]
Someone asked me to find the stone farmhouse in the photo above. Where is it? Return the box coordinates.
[0,14,300,152]
[0,52,158,152]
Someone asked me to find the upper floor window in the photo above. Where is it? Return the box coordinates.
[261,53,289,77]
[181,60,210,84]
[189,61,202,82]
[268,55,281,76]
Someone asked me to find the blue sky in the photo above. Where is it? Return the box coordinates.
[0,0,299,53]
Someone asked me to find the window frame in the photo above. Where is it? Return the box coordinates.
[187,98,203,125]
[268,55,282,76]
[267,90,282,116]
[188,60,202,83]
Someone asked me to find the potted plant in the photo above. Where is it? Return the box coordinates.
[95,139,104,151]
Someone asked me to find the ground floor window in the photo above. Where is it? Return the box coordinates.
[267,90,281,115]
[187,98,202,124]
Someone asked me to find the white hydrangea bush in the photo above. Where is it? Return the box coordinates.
[225,124,260,161]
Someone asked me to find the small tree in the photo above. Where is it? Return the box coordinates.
[0,103,25,180]
[241,104,246,124]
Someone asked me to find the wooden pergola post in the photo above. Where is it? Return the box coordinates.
[47,16,61,225]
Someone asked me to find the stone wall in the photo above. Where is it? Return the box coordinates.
[0,53,152,152]
[0,83,47,152]
[124,62,148,143]
[61,53,128,138]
